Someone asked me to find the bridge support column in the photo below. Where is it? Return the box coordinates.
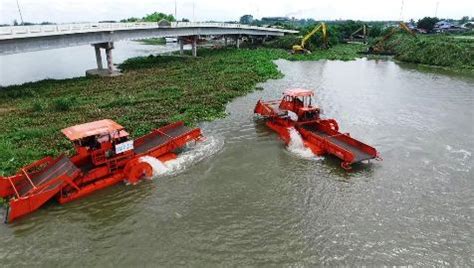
[86,42,121,77]
[191,36,197,57]
[236,36,240,49]
[105,43,114,74]
[178,38,184,55]
[224,36,228,47]
[94,45,103,70]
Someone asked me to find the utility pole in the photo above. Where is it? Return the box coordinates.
[192,2,195,22]
[399,0,404,22]
[435,1,439,17]
[16,0,24,25]
[174,0,177,20]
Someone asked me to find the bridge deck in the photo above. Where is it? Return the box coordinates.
[0,22,297,40]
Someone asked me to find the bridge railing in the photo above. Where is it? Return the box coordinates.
[0,22,296,39]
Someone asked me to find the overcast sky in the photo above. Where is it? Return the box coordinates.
[1,0,473,24]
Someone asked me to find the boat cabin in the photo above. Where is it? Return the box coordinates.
[279,88,320,121]
[61,119,134,166]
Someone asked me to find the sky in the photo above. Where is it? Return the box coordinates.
[1,0,473,24]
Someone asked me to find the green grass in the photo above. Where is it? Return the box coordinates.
[377,33,474,70]
[0,46,362,175]
[137,37,167,45]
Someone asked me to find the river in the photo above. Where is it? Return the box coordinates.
[0,53,473,265]
[0,41,187,86]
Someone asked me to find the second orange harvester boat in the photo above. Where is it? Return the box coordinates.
[0,119,203,223]
[254,88,381,169]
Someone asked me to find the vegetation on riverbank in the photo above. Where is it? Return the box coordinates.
[0,45,363,174]
[137,37,166,45]
[382,33,474,70]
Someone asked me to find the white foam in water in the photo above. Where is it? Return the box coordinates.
[139,156,169,177]
[287,127,321,160]
[139,135,224,178]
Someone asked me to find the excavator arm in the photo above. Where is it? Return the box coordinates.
[369,22,416,54]
[399,22,416,37]
[293,23,328,53]
[350,24,368,38]
[301,23,323,47]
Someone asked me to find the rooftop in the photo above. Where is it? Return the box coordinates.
[284,88,314,97]
[61,119,128,141]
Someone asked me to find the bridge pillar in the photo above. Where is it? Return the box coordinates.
[191,36,197,57]
[86,42,121,77]
[224,36,228,47]
[236,36,240,49]
[94,45,103,70]
[178,38,184,55]
[105,43,114,74]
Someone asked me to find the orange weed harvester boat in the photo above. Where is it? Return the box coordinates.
[0,119,202,223]
[254,88,381,170]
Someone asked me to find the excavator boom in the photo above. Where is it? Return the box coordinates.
[301,24,322,47]
[369,22,416,54]
[399,22,416,37]
[293,22,328,54]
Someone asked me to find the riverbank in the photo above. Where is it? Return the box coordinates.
[379,33,474,71]
[138,37,167,45]
[0,45,360,174]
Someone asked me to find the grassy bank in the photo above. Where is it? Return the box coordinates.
[0,45,362,174]
[137,37,167,45]
[379,33,474,70]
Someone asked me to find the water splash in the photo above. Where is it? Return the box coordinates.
[139,135,224,178]
[286,127,321,160]
[139,156,169,177]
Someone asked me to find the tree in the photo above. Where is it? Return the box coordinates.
[13,19,18,26]
[417,17,439,32]
[240,15,254,24]
[181,18,190,22]
[143,12,175,22]
[460,16,469,23]
[120,17,139,23]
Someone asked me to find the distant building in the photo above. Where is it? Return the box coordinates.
[435,21,455,29]
[240,15,254,24]
[461,22,474,29]
[261,17,290,24]
[406,22,417,30]
[434,20,465,33]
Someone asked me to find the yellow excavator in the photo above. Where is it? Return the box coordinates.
[348,24,368,44]
[292,22,328,54]
[368,22,416,54]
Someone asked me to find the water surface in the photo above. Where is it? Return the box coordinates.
[0,41,185,86]
[0,58,473,266]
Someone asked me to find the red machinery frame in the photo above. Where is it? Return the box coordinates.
[254,88,381,170]
[1,120,202,223]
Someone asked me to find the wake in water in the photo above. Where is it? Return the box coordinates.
[286,127,322,160]
[139,135,224,178]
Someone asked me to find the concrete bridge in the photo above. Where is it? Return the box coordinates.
[0,22,297,76]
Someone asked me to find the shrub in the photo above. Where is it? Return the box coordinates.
[52,97,77,111]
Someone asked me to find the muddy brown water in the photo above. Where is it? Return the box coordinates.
[1,59,473,266]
